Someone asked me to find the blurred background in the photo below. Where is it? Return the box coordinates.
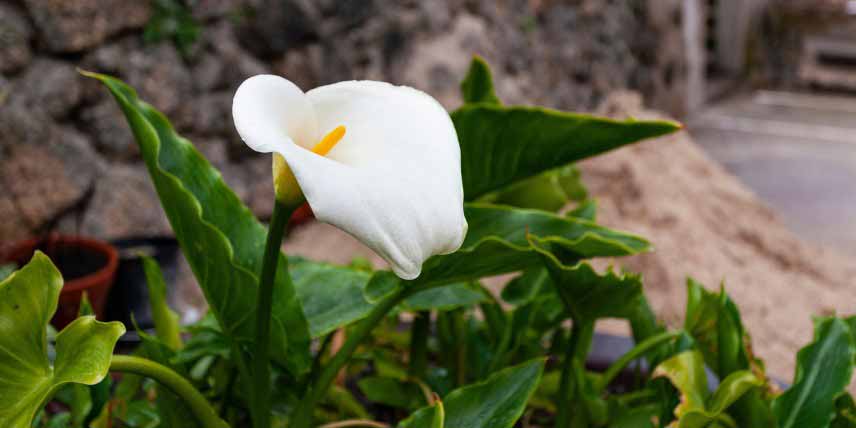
[2,0,855,380]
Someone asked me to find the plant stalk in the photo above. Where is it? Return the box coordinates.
[110,355,228,428]
[555,319,594,428]
[252,200,296,428]
[408,311,430,379]
[291,285,417,428]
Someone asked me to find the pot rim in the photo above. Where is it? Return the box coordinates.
[1,235,119,293]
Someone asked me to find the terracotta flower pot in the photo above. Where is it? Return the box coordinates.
[1,235,118,329]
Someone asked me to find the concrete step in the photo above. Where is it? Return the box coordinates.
[688,90,856,255]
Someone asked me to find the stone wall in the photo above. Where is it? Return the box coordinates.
[0,0,688,242]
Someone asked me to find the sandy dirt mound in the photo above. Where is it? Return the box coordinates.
[582,92,856,382]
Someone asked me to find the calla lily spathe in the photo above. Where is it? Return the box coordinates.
[232,75,468,280]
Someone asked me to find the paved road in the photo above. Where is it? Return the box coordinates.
[688,90,856,255]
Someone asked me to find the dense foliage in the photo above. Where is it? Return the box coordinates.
[1,58,854,428]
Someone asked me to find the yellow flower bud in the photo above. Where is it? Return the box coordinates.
[272,153,305,207]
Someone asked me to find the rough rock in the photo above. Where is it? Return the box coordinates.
[124,44,193,118]
[23,0,150,52]
[271,43,323,90]
[191,0,258,21]
[203,22,268,86]
[239,156,275,219]
[579,91,856,382]
[0,99,51,145]
[190,53,227,92]
[0,3,33,74]
[79,164,170,239]
[0,197,32,242]
[401,14,495,108]
[190,92,233,136]
[9,59,83,118]
[80,100,138,160]
[85,38,192,118]
[244,0,322,56]
[0,123,100,233]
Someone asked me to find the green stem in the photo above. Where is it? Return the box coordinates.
[487,309,514,374]
[110,355,228,428]
[555,320,594,428]
[597,331,680,391]
[303,332,335,394]
[220,365,239,418]
[451,309,468,386]
[252,200,296,428]
[408,311,430,379]
[291,286,417,428]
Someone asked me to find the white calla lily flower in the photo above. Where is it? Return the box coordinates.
[232,75,468,280]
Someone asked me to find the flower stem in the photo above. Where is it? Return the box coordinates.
[291,285,417,428]
[252,200,296,428]
[408,311,430,379]
[554,320,594,428]
[110,355,228,428]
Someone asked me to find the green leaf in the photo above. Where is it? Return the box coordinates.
[683,279,774,427]
[832,393,856,428]
[85,376,111,428]
[419,204,649,285]
[653,351,708,419]
[707,371,762,415]
[533,240,643,322]
[78,292,95,317]
[460,56,500,105]
[132,318,197,428]
[400,282,487,312]
[142,256,183,350]
[0,252,125,428]
[773,317,855,428]
[298,204,648,338]
[364,271,403,304]
[399,399,445,428]
[609,403,659,428]
[357,376,425,410]
[119,401,160,428]
[401,358,544,428]
[86,71,311,375]
[44,412,72,428]
[293,259,486,338]
[487,165,588,212]
[500,267,551,306]
[665,370,760,428]
[53,384,91,428]
[326,384,371,419]
[568,199,597,222]
[684,279,747,378]
[453,104,680,201]
[291,259,373,338]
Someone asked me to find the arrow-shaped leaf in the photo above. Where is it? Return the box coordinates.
[0,252,125,428]
[86,71,311,376]
[773,317,855,428]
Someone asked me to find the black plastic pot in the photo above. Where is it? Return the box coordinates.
[106,236,182,343]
